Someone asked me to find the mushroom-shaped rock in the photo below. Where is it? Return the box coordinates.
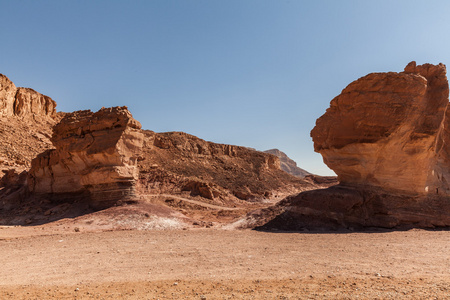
[311,62,450,195]
[28,106,144,209]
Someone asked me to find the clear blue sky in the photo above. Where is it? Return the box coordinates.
[1,0,450,175]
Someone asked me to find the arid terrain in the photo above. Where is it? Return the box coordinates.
[1,226,449,299]
[2,64,450,298]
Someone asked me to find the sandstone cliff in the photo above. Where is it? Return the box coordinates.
[28,107,144,209]
[0,74,56,120]
[264,149,311,178]
[0,74,59,174]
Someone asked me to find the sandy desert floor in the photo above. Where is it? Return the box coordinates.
[0,226,449,299]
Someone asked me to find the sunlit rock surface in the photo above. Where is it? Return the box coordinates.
[253,62,450,230]
[0,74,56,120]
[312,61,450,195]
[28,107,144,209]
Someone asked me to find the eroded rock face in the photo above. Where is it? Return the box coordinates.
[28,106,144,209]
[247,62,450,231]
[0,74,56,120]
[311,62,450,195]
[264,149,311,178]
[0,74,60,174]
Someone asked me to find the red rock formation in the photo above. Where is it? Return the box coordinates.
[264,149,311,178]
[28,107,144,209]
[0,74,56,120]
[137,130,320,204]
[311,61,450,195]
[0,72,339,226]
[0,74,59,174]
[249,62,450,230]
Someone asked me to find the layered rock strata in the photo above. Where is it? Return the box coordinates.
[0,74,56,120]
[312,61,450,195]
[264,149,311,178]
[0,74,59,173]
[255,62,450,230]
[28,107,144,209]
[255,185,450,231]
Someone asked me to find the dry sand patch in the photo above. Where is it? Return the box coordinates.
[0,228,449,298]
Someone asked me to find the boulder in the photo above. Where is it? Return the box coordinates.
[28,106,144,209]
[311,61,450,195]
[254,62,450,230]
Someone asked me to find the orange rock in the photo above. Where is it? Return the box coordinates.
[264,149,311,178]
[0,74,56,120]
[311,62,450,195]
[0,74,17,117]
[28,107,144,209]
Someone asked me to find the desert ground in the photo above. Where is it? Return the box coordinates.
[1,225,449,299]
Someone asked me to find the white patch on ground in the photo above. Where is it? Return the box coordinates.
[222,216,256,230]
[115,214,186,230]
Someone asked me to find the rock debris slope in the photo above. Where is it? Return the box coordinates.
[255,62,450,230]
[0,74,59,174]
[137,131,323,206]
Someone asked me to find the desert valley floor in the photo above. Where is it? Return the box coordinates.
[1,225,449,299]
[3,64,450,298]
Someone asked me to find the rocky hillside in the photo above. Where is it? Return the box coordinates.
[0,74,61,174]
[0,73,334,227]
[264,149,311,177]
[137,131,321,205]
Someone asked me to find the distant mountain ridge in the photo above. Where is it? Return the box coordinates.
[264,149,311,178]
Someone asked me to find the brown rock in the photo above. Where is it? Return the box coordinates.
[254,62,450,230]
[0,74,56,120]
[0,74,17,117]
[264,149,311,178]
[0,169,27,187]
[14,88,56,120]
[137,131,327,205]
[0,74,60,174]
[182,180,221,200]
[28,106,144,209]
[256,185,450,230]
[311,61,449,195]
